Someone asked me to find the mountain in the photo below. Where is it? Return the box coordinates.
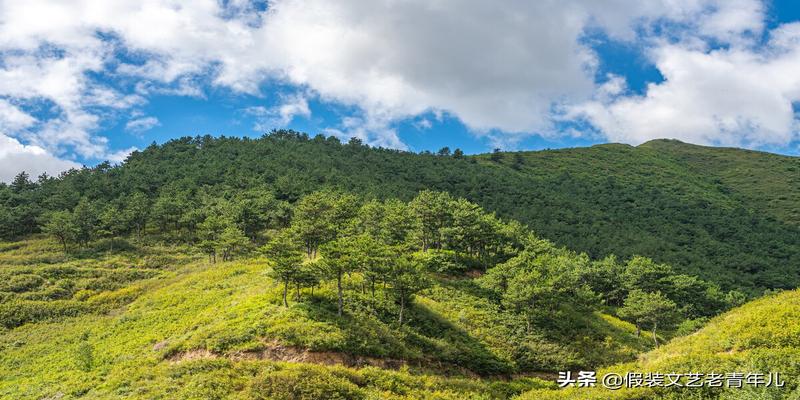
[2,132,799,399]
[3,132,798,292]
[639,139,800,226]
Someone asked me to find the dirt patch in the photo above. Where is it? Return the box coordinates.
[167,340,556,381]
[168,340,408,370]
[465,269,484,278]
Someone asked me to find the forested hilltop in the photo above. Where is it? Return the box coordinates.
[1,131,799,292]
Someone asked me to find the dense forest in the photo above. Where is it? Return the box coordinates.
[2,130,798,293]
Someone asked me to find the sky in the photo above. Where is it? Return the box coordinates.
[1,0,800,182]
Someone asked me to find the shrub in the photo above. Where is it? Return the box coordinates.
[0,300,89,328]
[2,274,45,292]
[249,366,364,400]
[413,250,463,274]
[74,335,94,372]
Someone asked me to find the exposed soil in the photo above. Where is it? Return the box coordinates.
[168,340,409,370]
[167,339,558,381]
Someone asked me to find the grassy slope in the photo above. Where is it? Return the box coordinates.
[521,289,800,399]
[0,238,650,399]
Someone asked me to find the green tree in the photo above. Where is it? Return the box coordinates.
[126,192,150,239]
[490,148,503,162]
[218,225,249,262]
[583,255,626,306]
[487,251,596,332]
[355,235,392,300]
[42,210,77,253]
[389,256,429,325]
[320,236,360,316]
[97,203,132,251]
[293,259,324,300]
[151,187,189,233]
[230,188,288,240]
[264,231,305,307]
[409,190,452,251]
[292,191,357,256]
[621,256,673,294]
[379,199,416,246]
[197,214,227,263]
[511,153,525,170]
[618,290,679,346]
[71,198,97,247]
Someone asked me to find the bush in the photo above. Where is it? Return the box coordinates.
[2,274,45,292]
[249,366,364,400]
[413,250,464,274]
[141,254,178,269]
[74,335,94,372]
[674,317,709,336]
[0,299,89,328]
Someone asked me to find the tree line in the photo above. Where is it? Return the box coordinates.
[31,183,746,337]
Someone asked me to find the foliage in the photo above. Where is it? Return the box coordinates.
[617,290,679,345]
[3,133,798,293]
[520,289,800,399]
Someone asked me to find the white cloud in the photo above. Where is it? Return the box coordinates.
[0,0,795,156]
[104,146,138,163]
[413,119,432,131]
[125,116,160,134]
[245,92,311,131]
[0,133,80,182]
[0,99,36,131]
[567,23,800,148]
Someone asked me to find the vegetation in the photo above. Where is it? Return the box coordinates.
[520,289,800,399]
[0,132,797,399]
[2,132,798,293]
[0,186,751,398]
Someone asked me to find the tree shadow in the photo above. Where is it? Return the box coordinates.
[291,291,513,376]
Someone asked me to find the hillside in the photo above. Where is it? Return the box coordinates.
[0,189,734,399]
[640,139,800,226]
[2,132,798,292]
[1,135,798,399]
[521,288,800,399]
[0,237,646,399]
[1,236,797,399]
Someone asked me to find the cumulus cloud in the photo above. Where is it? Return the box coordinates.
[567,23,800,148]
[0,133,80,182]
[0,0,796,156]
[245,92,311,131]
[125,116,160,134]
[0,99,36,131]
[104,146,138,163]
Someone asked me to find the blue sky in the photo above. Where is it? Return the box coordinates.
[1,0,800,181]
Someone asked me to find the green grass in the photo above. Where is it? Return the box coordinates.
[519,289,800,399]
[2,236,797,399]
[0,237,652,399]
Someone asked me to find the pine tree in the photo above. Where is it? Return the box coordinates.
[618,290,679,346]
[264,231,304,307]
[42,211,78,253]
